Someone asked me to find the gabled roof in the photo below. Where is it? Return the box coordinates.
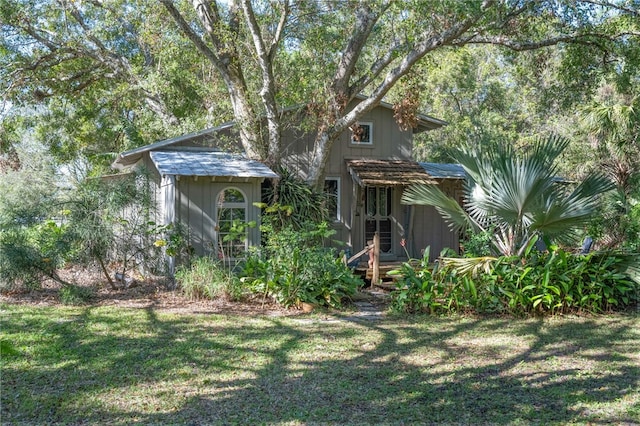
[112,122,234,169]
[150,149,278,179]
[357,94,447,132]
[420,163,466,180]
[347,159,436,186]
[112,96,446,170]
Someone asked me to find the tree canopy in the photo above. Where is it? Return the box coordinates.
[1,0,639,185]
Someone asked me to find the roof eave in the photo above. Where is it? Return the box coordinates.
[112,122,235,169]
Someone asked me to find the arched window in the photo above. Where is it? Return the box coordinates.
[216,187,247,259]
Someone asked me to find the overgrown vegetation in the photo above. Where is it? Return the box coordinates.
[0,150,172,292]
[172,171,363,308]
[174,257,242,301]
[403,135,613,257]
[391,246,640,315]
[239,222,362,308]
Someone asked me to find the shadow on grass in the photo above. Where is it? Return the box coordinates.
[2,305,639,425]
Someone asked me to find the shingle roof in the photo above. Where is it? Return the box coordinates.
[347,159,436,186]
[420,162,466,179]
[149,150,278,179]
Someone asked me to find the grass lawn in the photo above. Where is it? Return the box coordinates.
[1,304,639,425]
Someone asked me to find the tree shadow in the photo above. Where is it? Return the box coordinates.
[2,306,638,425]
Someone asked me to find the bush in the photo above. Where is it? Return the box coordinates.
[0,221,72,291]
[59,284,95,305]
[175,257,243,301]
[391,247,639,316]
[239,223,363,309]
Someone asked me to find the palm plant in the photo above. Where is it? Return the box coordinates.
[582,85,640,249]
[402,135,614,258]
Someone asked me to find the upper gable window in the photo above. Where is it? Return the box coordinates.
[350,122,373,145]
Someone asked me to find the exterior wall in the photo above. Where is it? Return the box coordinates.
[140,155,165,226]
[410,180,463,261]
[134,102,460,263]
[281,103,414,180]
[281,103,416,257]
[173,176,263,256]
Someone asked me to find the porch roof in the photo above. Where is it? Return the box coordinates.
[347,159,436,186]
[149,149,278,179]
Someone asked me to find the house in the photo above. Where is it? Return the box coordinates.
[111,97,463,265]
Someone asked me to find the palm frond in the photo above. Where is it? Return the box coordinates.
[401,184,477,234]
[531,173,614,237]
[616,253,640,285]
[440,256,499,278]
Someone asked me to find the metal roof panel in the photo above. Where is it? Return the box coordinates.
[420,162,466,179]
[149,150,278,179]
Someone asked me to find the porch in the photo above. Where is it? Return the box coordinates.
[353,261,406,290]
[346,231,419,291]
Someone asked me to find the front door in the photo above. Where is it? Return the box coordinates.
[365,186,392,253]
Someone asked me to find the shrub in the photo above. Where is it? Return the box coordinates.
[59,284,95,305]
[0,221,72,291]
[239,223,363,308]
[391,247,639,316]
[175,257,243,301]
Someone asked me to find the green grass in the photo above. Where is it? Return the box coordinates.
[1,304,639,425]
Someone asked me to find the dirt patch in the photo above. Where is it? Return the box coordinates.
[0,265,298,317]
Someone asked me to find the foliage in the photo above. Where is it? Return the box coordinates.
[175,257,243,301]
[0,155,178,290]
[65,171,175,281]
[1,0,221,170]
[4,1,638,184]
[239,222,362,309]
[461,228,495,257]
[582,84,640,250]
[403,135,614,257]
[153,222,193,266]
[389,247,448,314]
[0,140,71,289]
[240,170,358,309]
[0,229,52,290]
[58,284,95,305]
[258,167,330,231]
[0,138,60,226]
[391,247,639,316]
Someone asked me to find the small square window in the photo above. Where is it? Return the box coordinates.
[350,122,373,145]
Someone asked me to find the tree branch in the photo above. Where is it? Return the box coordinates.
[159,0,222,68]
[269,0,289,61]
[332,1,391,97]
[465,33,616,51]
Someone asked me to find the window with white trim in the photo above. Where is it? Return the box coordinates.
[216,187,247,259]
[349,122,373,145]
[324,178,340,221]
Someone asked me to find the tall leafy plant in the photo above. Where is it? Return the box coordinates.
[259,167,330,231]
[402,135,614,258]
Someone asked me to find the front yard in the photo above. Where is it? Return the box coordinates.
[1,303,639,425]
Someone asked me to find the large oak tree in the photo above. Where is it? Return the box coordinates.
[2,0,639,185]
[154,0,640,187]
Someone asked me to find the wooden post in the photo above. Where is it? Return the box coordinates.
[372,231,380,285]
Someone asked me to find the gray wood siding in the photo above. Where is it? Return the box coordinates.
[281,103,414,180]
[409,180,462,261]
[174,177,263,256]
[280,104,415,256]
